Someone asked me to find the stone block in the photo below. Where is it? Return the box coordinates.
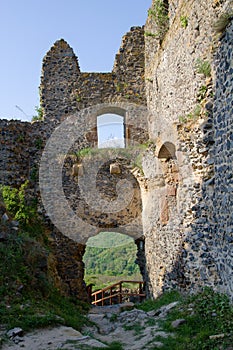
[110,163,121,175]
[160,197,169,224]
[166,185,177,196]
[72,164,83,176]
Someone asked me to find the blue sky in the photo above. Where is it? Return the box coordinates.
[0,0,151,121]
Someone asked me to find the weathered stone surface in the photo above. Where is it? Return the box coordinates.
[143,0,233,301]
[72,163,83,176]
[110,163,121,175]
[171,319,186,328]
[7,328,24,338]
[0,0,232,303]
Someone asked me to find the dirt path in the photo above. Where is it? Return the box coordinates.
[1,303,177,349]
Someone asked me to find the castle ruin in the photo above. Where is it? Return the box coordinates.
[0,0,232,300]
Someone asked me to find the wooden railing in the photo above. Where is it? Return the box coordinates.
[91,280,146,306]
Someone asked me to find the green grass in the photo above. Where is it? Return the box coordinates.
[137,290,182,312]
[123,322,144,335]
[0,228,90,333]
[0,294,88,332]
[0,189,90,336]
[139,288,233,350]
[74,143,151,161]
[178,104,202,123]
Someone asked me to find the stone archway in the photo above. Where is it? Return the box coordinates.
[83,231,143,294]
[39,103,149,299]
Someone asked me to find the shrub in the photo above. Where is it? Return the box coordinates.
[148,0,169,40]
[196,58,211,77]
[180,15,188,28]
[197,85,208,101]
[0,181,36,225]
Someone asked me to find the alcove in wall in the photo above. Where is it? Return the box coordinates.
[157,142,178,225]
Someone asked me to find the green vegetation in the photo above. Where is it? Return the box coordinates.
[84,243,139,276]
[0,181,37,225]
[144,31,157,38]
[84,232,140,290]
[138,288,233,349]
[116,83,122,92]
[76,94,82,102]
[148,0,169,40]
[34,137,43,149]
[123,322,144,335]
[74,146,132,160]
[0,184,89,337]
[180,15,188,28]
[132,153,144,174]
[16,134,25,142]
[75,147,94,159]
[196,58,211,77]
[0,287,89,333]
[137,290,181,312]
[30,165,38,182]
[31,106,43,122]
[197,84,208,102]
[74,143,151,174]
[179,104,202,123]
[115,82,128,92]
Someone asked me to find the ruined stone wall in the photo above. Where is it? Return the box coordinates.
[1,0,232,302]
[212,20,233,296]
[143,0,233,299]
[0,25,148,300]
[0,119,49,187]
[40,26,146,125]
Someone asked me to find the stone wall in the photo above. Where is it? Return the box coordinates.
[143,0,233,299]
[212,20,233,297]
[0,0,232,302]
[40,26,146,124]
[0,26,148,300]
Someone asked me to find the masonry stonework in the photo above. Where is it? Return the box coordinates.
[0,0,232,301]
[143,0,233,299]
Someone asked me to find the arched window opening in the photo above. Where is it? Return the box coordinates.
[158,142,176,160]
[97,114,125,148]
[83,231,141,293]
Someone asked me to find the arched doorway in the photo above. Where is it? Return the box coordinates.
[83,231,142,291]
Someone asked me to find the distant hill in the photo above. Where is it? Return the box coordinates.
[84,232,141,290]
[86,231,133,248]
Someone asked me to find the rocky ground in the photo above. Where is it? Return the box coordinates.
[1,302,180,350]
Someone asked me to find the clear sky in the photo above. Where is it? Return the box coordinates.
[0,0,151,121]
